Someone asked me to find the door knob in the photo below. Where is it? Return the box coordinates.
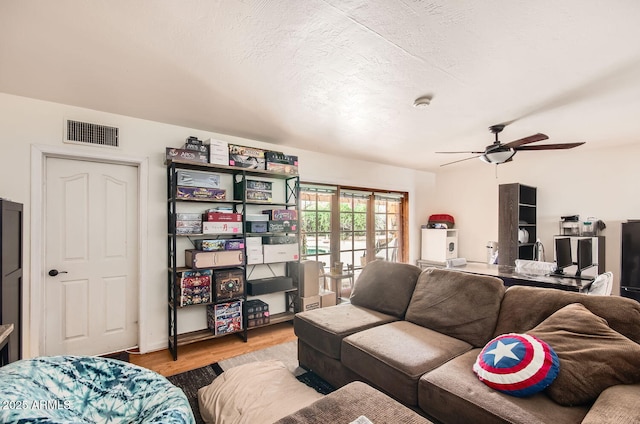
[48,269,68,277]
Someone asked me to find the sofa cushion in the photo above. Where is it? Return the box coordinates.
[494,285,640,343]
[528,302,640,406]
[419,349,590,424]
[341,320,472,406]
[581,383,640,424]
[473,333,559,397]
[349,260,422,318]
[405,268,505,347]
[274,381,433,424]
[294,304,398,359]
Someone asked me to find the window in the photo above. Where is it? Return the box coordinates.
[300,183,407,273]
[300,185,334,268]
[375,194,403,262]
[339,190,369,270]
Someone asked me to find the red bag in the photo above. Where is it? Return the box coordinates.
[428,214,455,228]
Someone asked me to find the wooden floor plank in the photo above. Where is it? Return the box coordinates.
[129,322,296,377]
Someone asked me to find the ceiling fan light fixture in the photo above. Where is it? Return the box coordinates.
[479,148,515,164]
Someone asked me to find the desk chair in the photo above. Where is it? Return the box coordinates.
[586,272,613,295]
[322,263,355,300]
[346,264,354,290]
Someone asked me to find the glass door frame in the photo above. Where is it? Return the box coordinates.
[300,182,408,271]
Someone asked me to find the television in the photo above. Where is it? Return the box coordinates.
[576,238,594,277]
[554,237,573,275]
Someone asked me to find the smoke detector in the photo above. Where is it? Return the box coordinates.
[413,95,433,109]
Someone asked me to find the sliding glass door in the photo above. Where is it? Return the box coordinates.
[301,184,407,270]
[300,186,334,268]
[339,190,370,270]
[374,194,403,262]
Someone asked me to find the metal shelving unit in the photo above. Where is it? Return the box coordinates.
[167,159,300,360]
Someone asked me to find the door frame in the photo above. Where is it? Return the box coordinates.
[30,144,149,357]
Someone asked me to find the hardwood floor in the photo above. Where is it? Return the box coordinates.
[129,322,296,377]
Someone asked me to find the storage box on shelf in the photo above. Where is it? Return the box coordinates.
[178,269,212,307]
[265,151,299,174]
[247,276,295,295]
[195,238,245,251]
[176,169,220,188]
[166,147,208,164]
[235,166,301,330]
[213,268,245,300]
[234,179,273,202]
[228,144,266,170]
[207,300,243,335]
[244,299,270,328]
[208,139,229,166]
[167,155,300,360]
[185,249,245,269]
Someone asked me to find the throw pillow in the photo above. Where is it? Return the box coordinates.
[473,333,559,397]
[405,268,505,347]
[349,260,422,318]
[529,302,640,406]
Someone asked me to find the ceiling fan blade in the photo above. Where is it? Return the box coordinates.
[502,133,549,149]
[514,142,585,151]
[499,58,640,126]
[496,118,517,127]
[436,151,485,154]
[440,155,481,167]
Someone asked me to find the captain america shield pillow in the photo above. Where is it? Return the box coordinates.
[473,333,559,397]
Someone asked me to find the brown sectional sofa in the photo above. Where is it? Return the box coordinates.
[275,381,432,424]
[294,260,640,424]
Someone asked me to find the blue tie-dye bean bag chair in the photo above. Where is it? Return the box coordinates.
[0,355,195,423]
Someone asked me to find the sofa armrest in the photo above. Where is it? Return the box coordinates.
[581,383,640,424]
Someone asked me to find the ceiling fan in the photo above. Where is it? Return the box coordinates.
[437,125,585,167]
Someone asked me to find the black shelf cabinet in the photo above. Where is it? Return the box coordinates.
[498,183,537,266]
[0,199,23,365]
[166,159,300,360]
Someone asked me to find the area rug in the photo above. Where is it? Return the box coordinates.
[218,340,302,375]
[100,351,130,362]
[167,363,224,424]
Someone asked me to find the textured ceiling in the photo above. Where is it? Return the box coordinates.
[1,1,640,171]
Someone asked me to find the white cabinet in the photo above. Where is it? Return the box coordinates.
[421,229,458,263]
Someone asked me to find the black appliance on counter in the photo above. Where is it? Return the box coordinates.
[621,221,640,302]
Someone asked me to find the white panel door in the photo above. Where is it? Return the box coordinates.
[44,157,139,356]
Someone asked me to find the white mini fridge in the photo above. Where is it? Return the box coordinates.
[421,228,458,263]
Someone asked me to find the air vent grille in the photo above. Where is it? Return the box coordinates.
[66,120,119,147]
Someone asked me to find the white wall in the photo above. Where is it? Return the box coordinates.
[7,91,633,357]
[433,143,640,295]
[0,93,437,356]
